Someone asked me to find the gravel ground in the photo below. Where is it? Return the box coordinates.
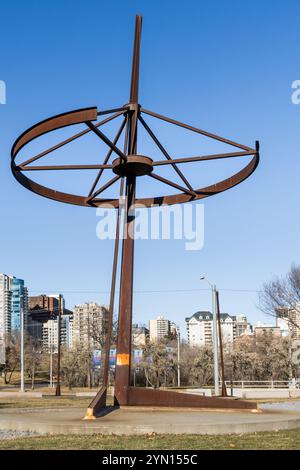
[0,430,41,440]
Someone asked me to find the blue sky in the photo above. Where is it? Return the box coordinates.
[1,0,300,337]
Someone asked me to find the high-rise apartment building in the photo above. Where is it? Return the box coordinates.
[132,324,149,347]
[149,315,171,342]
[186,311,235,347]
[72,303,108,349]
[42,315,73,352]
[10,277,28,330]
[0,273,28,365]
[276,307,300,339]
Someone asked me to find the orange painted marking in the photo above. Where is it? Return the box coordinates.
[116,354,130,366]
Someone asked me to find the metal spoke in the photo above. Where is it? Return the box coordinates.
[97,107,126,116]
[138,115,194,191]
[149,173,196,197]
[20,164,113,171]
[87,175,120,202]
[20,110,124,167]
[152,150,256,166]
[141,108,254,152]
[86,121,127,162]
[88,118,127,197]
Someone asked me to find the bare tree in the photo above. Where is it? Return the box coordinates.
[189,346,214,386]
[140,340,176,388]
[3,332,20,384]
[61,345,92,390]
[258,263,300,329]
[24,335,43,389]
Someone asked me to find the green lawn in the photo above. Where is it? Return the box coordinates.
[0,429,300,450]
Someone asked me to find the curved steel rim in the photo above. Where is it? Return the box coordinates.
[11,107,259,208]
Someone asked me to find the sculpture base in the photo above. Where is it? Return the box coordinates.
[85,386,256,418]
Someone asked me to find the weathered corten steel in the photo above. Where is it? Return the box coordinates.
[11,15,259,416]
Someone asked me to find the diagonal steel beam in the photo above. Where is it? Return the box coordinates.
[139,115,194,192]
[88,118,127,197]
[152,150,256,166]
[20,111,125,167]
[141,108,255,152]
[149,172,196,197]
[87,175,120,202]
[97,107,127,116]
[86,121,127,162]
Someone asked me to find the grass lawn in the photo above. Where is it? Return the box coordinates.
[0,395,300,449]
[0,396,91,409]
[0,394,116,409]
[0,429,300,450]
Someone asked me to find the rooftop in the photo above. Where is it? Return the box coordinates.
[185,311,233,322]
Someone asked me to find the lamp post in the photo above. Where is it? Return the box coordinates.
[200,277,219,396]
[49,344,53,388]
[20,294,25,393]
[176,326,181,388]
[55,294,62,397]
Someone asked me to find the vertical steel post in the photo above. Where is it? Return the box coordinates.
[102,179,124,396]
[114,175,136,405]
[114,15,141,406]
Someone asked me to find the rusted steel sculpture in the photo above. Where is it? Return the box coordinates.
[11,15,259,417]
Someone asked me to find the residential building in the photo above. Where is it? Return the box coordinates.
[26,316,43,341]
[149,315,171,342]
[186,311,235,348]
[276,307,300,339]
[10,277,28,330]
[254,322,281,338]
[28,294,59,322]
[72,302,108,349]
[42,315,73,352]
[170,322,178,338]
[27,294,72,343]
[232,314,252,338]
[132,324,149,347]
[0,273,28,365]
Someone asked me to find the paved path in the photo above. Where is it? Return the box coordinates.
[0,405,300,435]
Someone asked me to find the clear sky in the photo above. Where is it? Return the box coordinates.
[1,0,300,337]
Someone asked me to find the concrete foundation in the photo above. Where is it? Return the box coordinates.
[0,405,300,435]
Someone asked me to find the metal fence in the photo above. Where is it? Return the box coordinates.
[224,380,300,389]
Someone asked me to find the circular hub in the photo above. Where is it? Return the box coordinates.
[112,154,153,177]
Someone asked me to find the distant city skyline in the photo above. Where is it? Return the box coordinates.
[1,1,300,339]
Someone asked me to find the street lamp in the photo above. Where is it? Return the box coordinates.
[20,294,25,393]
[200,276,219,396]
[55,294,63,397]
[176,326,181,388]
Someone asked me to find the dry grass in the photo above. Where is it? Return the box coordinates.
[0,429,300,450]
